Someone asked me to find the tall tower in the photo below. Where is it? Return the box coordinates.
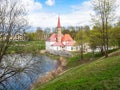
[57,16,62,42]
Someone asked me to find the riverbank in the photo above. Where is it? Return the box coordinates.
[30,56,67,90]
[32,49,120,90]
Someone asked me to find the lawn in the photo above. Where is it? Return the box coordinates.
[7,41,45,54]
[66,49,118,69]
[34,55,120,90]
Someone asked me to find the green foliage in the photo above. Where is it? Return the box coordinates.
[35,55,120,90]
[36,28,44,40]
[109,27,120,48]
[26,32,37,41]
[66,52,103,69]
[89,28,102,50]
[26,28,45,41]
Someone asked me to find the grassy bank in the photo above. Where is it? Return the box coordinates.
[66,48,118,69]
[7,41,45,54]
[34,53,120,90]
[66,52,103,69]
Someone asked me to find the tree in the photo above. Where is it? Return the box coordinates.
[36,27,44,41]
[0,54,42,89]
[0,0,28,62]
[110,26,120,48]
[84,25,90,37]
[62,29,70,35]
[26,32,37,41]
[75,27,87,60]
[89,28,103,56]
[91,0,117,57]
[0,0,37,89]
[44,27,51,40]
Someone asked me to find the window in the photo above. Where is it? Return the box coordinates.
[76,47,78,51]
[71,47,73,51]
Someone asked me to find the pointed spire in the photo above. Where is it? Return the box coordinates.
[57,16,61,28]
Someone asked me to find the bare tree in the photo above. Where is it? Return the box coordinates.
[0,54,43,89]
[91,0,117,57]
[0,0,28,62]
[0,0,34,89]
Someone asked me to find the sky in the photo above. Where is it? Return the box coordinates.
[24,0,120,30]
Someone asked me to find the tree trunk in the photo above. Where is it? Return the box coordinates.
[80,44,84,60]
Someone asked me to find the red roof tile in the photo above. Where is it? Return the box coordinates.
[48,33,57,41]
[62,34,74,41]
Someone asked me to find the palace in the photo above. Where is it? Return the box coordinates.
[45,17,80,52]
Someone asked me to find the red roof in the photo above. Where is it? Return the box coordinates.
[52,42,64,47]
[48,33,57,41]
[57,17,61,28]
[62,34,74,41]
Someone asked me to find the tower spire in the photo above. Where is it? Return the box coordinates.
[57,16,61,28]
[57,16,62,42]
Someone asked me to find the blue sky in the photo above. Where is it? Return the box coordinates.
[38,0,86,14]
[25,0,120,29]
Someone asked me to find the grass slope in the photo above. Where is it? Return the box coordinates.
[35,56,120,90]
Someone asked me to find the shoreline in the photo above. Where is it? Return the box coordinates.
[30,56,67,90]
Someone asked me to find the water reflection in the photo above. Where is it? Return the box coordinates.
[0,54,59,90]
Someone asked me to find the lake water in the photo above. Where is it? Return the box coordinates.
[0,54,59,90]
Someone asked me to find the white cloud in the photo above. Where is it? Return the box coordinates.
[28,12,57,28]
[21,0,42,13]
[45,0,55,6]
[28,0,93,28]
[116,0,120,18]
[26,0,120,30]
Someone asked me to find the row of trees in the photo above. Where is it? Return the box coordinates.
[75,0,119,59]
[26,27,50,41]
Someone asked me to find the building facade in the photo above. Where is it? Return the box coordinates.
[0,32,25,41]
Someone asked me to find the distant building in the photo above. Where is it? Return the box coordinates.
[46,17,80,51]
[10,33,25,41]
[0,32,25,41]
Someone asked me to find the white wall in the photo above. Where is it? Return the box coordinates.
[52,46,63,51]
[46,41,81,52]
[64,46,80,51]
[46,41,56,50]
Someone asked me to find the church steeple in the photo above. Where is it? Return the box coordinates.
[57,16,61,28]
[57,16,62,42]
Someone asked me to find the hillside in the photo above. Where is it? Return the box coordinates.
[34,55,120,90]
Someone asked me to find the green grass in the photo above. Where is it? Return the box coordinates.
[66,49,119,69]
[34,55,120,90]
[66,52,103,69]
[7,41,45,54]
